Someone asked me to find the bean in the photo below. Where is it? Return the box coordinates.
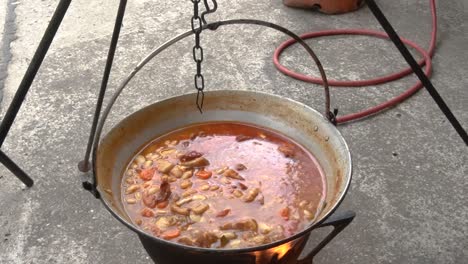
[126,184,140,194]
[135,219,143,226]
[210,185,220,191]
[170,166,184,178]
[303,209,314,220]
[131,163,138,169]
[258,223,272,234]
[135,155,146,165]
[243,188,260,202]
[125,178,134,184]
[156,160,175,174]
[142,181,151,188]
[168,176,178,183]
[233,190,243,198]
[126,198,137,204]
[251,235,267,245]
[148,186,160,195]
[160,148,176,156]
[143,160,153,169]
[220,177,231,185]
[181,171,193,179]
[200,184,210,191]
[182,189,197,197]
[190,212,202,222]
[145,153,153,160]
[134,192,142,201]
[221,232,237,240]
[180,180,193,189]
[192,194,207,201]
[299,200,309,208]
[176,197,193,206]
[192,203,209,215]
[171,205,190,216]
[215,166,228,175]
[126,169,134,176]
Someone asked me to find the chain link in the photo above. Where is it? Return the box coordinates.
[191,0,205,112]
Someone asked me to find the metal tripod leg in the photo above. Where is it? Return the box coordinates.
[0,0,72,186]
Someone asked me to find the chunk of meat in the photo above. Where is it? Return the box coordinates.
[220,218,258,232]
[143,180,172,208]
[192,231,219,248]
[179,151,203,162]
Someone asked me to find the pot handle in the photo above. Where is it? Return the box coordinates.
[84,19,335,197]
[297,210,356,264]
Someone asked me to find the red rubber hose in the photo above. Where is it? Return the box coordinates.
[273,0,437,123]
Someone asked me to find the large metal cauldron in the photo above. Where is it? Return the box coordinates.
[85,19,352,264]
[94,90,351,264]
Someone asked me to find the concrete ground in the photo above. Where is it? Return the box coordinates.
[0,0,466,263]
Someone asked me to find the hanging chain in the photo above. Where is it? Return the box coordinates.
[191,0,205,113]
[191,0,217,113]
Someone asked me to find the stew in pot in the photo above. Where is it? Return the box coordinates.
[121,122,326,249]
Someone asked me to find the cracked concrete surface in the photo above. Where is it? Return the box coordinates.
[0,0,467,263]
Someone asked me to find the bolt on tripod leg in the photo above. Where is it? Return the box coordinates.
[0,150,33,187]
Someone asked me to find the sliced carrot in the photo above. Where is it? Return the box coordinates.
[196,170,212,180]
[156,200,169,209]
[141,208,155,217]
[280,207,290,220]
[161,228,181,240]
[139,167,156,181]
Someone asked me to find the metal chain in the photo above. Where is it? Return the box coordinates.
[191,0,205,113]
[191,0,217,113]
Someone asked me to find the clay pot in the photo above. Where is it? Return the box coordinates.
[283,0,365,14]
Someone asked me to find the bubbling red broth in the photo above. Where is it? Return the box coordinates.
[121,122,326,249]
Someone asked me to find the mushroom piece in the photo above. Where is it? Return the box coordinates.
[220,218,258,232]
[180,157,210,168]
